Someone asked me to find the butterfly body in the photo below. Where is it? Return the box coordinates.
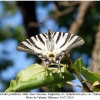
[17,29,85,67]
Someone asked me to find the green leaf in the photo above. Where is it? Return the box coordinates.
[57,82,67,88]
[16,64,45,82]
[74,58,100,83]
[49,85,62,92]
[49,10,56,16]
[5,63,75,92]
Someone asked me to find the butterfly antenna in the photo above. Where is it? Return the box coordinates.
[49,21,58,31]
[39,22,49,30]
[40,21,58,31]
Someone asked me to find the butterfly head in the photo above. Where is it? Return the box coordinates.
[47,29,53,39]
[47,29,52,34]
[47,52,56,63]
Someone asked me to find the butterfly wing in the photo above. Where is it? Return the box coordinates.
[17,30,85,66]
[17,32,54,65]
[52,32,85,59]
[17,33,47,54]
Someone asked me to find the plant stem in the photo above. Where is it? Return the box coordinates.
[65,53,92,92]
[72,67,92,92]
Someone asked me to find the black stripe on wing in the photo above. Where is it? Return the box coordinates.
[17,42,35,54]
[56,32,61,44]
[67,37,85,50]
[17,43,32,50]
[70,37,83,46]
[60,33,71,48]
[59,33,84,52]
[33,35,37,40]
[62,32,66,37]
[17,34,45,54]
[53,32,57,36]
[68,34,75,42]
[24,40,32,46]
[29,38,42,50]
[65,35,85,51]
[42,34,47,39]
[37,34,45,45]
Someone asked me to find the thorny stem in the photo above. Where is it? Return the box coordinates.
[65,53,92,92]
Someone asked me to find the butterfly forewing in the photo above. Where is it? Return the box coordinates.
[17,34,47,54]
[17,29,85,66]
[52,32,84,55]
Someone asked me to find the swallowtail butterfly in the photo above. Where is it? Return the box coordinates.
[17,29,85,68]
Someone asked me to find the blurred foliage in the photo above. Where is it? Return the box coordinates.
[0,59,13,71]
[0,1,100,92]
[1,1,17,16]
[41,1,49,7]
[0,26,26,42]
[49,10,56,16]
[0,1,26,92]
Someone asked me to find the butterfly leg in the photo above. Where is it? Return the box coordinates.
[44,64,49,76]
[58,64,61,72]
[57,64,64,79]
[45,62,52,76]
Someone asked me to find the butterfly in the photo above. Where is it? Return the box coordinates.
[17,29,85,68]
